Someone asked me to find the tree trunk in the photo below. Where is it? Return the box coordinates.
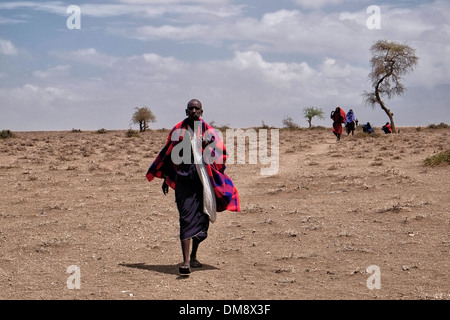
[375,80,397,133]
[377,99,396,133]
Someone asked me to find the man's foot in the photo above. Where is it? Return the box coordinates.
[179,265,191,275]
[190,258,202,268]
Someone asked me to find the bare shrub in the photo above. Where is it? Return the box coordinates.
[0,130,15,139]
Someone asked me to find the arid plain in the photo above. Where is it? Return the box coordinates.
[0,126,449,300]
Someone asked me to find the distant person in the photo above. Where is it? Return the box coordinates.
[330,106,346,141]
[355,118,359,127]
[382,122,392,134]
[345,109,356,136]
[362,122,374,134]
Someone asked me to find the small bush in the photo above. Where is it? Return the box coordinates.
[428,122,449,129]
[97,128,108,134]
[310,126,327,130]
[71,128,82,133]
[354,131,382,139]
[423,150,450,166]
[282,116,299,129]
[260,121,270,129]
[0,129,14,139]
[126,128,139,138]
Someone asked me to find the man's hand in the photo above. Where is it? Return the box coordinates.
[162,180,169,195]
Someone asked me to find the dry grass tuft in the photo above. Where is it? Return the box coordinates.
[423,150,450,166]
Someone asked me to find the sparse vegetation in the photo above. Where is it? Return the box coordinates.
[354,131,382,139]
[303,106,325,129]
[424,150,450,166]
[209,121,230,131]
[261,121,270,129]
[0,127,448,300]
[97,128,108,134]
[310,126,327,131]
[428,122,449,129]
[0,129,15,139]
[126,128,140,138]
[132,106,156,132]
[282,116,299,129]
[363,40,419,134]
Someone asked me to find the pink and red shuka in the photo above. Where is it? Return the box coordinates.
[146,118,240,213]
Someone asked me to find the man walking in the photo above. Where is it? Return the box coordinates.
[146,99,240,275]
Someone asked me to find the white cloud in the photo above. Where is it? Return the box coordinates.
[1,1,449,130]
[135,24,210,41]
[230,51,316,89]
[117,0,229,3]
[0,1,243,19]
[33,65,71,79]
[0,15,26,24]
[0,38,17,55]
[320,58,346,78]
[0,49,371,130]
[0,2,67,15]
[130,8,374,64]
[291,0,366,10]
[51,48,119,69]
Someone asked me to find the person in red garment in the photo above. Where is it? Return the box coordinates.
[330,106,346,141]
[382,122,392,134]
[146,99,240,275]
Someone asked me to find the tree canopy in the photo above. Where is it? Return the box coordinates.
[303,106,325,129]
[363,40,419,133]
[132,106,156,132]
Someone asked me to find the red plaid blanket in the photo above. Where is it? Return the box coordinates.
[146,118,240,212]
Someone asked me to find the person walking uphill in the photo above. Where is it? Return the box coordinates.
[345,109,356,136]
[330,106,346,141]
[146,99,240,275]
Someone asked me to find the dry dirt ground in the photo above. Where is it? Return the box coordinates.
[0,126,449,300]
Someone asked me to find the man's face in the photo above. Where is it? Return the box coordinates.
[186,101,203,120]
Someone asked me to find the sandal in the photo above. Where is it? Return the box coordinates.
[179,266,191,275]
[190,259,203,268]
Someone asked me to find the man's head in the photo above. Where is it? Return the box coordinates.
[186,99,203,121]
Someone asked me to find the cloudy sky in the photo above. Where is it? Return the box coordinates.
[0,0,449,131]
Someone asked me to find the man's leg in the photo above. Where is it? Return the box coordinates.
[180,239,191,274]
[190,237,202,268]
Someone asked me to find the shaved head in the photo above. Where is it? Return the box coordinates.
[185,98,203,122]
[187,99,202,109]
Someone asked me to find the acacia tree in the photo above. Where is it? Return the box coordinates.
[132,106,156,132]
[303,106,325,129]
[363,40,419,134]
